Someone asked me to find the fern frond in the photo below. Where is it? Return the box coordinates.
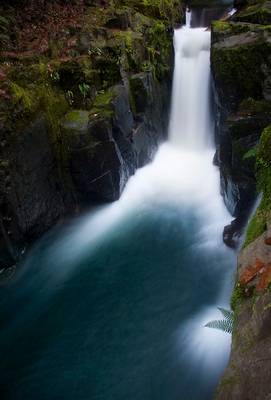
[218,307,234,322]
[205,308,234,334]
[205,318,233,334]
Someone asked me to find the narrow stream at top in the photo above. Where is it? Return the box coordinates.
[0,10,235,400]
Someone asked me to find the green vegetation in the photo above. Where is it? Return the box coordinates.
[231,283,246,310]
[140,0,182,23]
[10,82,36,113]
[235,1,271,25]
[212,39,270,101]
[244,125,271,246]
[242,146,258,161]
[205,308,234,334]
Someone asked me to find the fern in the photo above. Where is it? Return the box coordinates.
[205,308,234,334]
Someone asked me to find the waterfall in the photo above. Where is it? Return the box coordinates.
[0,10,236,400]
[169,16,212,149]
[17,11,232,288]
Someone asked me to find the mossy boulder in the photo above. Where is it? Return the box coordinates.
[233,0,271,24]
[211,27,271,111]
[211,21,257,43]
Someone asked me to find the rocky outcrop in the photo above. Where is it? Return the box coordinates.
[217,212,271,399]
[212,2,271,397]
[0,0,182,269]
[211,16,271,246]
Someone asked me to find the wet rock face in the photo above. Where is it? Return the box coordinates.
[61,76,170,202]
[217,292,271,400]
[62,107,131,202]
[0,117,74,266]
[211,17,271,245]
[8,118,70,237]
[0,0,181,267]
[217,225,271,400]
[212,3,271,397]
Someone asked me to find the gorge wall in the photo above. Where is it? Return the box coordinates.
[0,0,183,270]
[211,0,271,398]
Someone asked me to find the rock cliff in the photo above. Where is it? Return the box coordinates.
[211,1,271,398]
[0,0,183,269]
[211,2,271,246]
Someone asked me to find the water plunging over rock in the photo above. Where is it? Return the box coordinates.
[0,9,235,400]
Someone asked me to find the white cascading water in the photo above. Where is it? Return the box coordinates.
[45,10,234,296]
[51,11,231,268]
[17,9,234,381]
[169,13,212,149]
[42,10,233,368]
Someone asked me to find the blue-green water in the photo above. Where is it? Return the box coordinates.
[0,149,235,399]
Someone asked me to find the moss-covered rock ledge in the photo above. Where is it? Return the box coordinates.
[0,0,183,270]
[212,1,271,398]
[216,127,271,399]
[211,10,271,247]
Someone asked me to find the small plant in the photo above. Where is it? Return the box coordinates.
[205,307,234,334]
[78,83,90,100]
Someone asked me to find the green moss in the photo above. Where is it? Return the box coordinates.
[65,110,88,123]
[93,89,114,108]
[243,145,258,161]
[236,1,271,25]
[240,97,271,113]
[10,82,36,113]
[212,21,232,32]
[88,88,115,119]
[212,21,255,43]
[138,0,182,23]
[8,65,70,183]
[212,37,270,101]
[244,125,271,246]
[231,283,246,311]
[244,208,267,246]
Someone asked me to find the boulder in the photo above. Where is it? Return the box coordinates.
[62,109,130,202]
